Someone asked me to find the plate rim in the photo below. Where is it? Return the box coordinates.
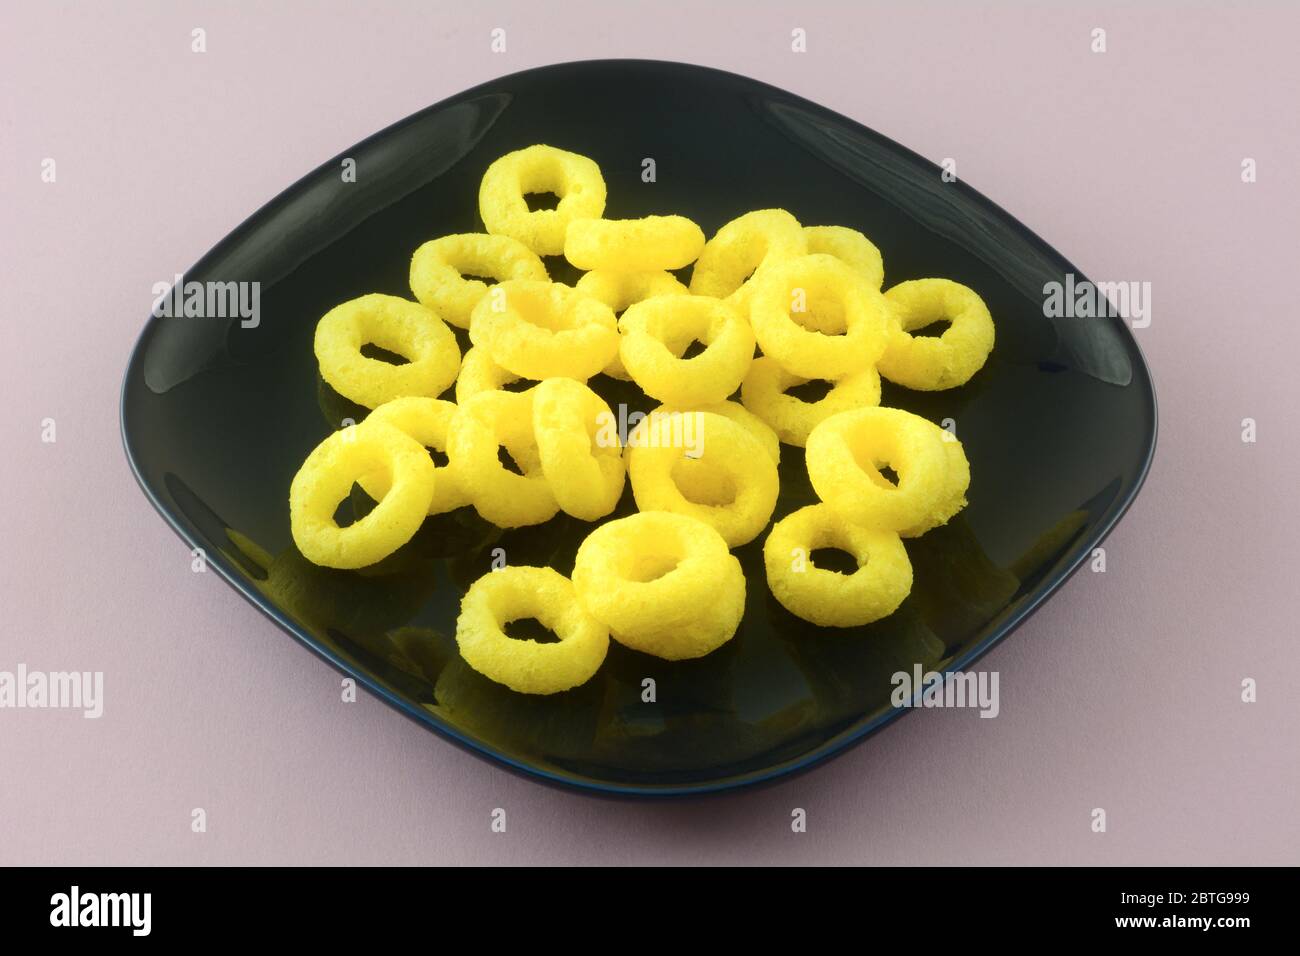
[119,57,1159,798]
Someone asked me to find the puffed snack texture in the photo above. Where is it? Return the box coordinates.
[286,142,994,692]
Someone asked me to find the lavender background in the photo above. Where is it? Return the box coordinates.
[2,1,1296,865]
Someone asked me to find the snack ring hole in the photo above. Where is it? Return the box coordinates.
[358,343,411,366]
[497,446,526,476]
[679,339,709,360]
[325,476,387,530]
[637,307,714,357]
[331,490,364,528]
[851,450,902,488]
[808,547,861,575]
[784,379,834,403]
[607,526,690,584]
[671,459,738,505]
[789,288,849,336]
[502,616,562,644]
[358,313,437,365]
[514,291,571,332]
[847,432,905,482]
[911,318,952,338]
[523,192,560,212]
[517,166,566,201]
[623,552,681,583]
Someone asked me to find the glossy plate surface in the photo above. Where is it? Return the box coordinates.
[121,60,1157,796]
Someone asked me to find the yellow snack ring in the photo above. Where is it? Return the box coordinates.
[358,397,471,514]
[804,225,884,291]
[469,279,618,380]
[805,407,951,532]
[409,234,548,330]
[628,410,779,547]
[533,378,626,521]
[573,269,689,380]
[314,293,460,409]
[763,504,912,627]
[878,278,994,390]
[478,145,607,256]
[572,512,745,660]
[454,346,531,402]
[564,215,706,272]
[748,254,891,380]
[289,421,436,569]
[455,566,609,694]
[446,390,558,528]
[792,226,884,334]
[899,429,971,537]
[689,209,807,306]
[741,355,881,447]
[618,294,755,406]
[649,401,779,505]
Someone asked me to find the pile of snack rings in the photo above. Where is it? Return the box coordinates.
[290,144,995,695]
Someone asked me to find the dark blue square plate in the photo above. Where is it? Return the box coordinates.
[121,60,1157,796]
